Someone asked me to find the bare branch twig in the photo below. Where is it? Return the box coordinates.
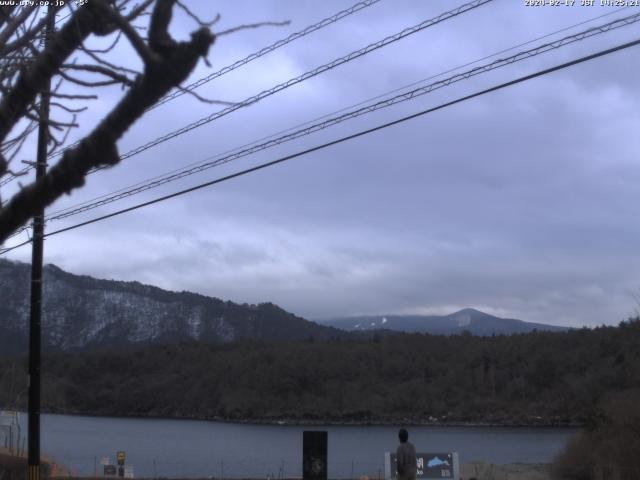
[0,6,61,56]
[216,20,290,37]
[125,0,155,21]
[50,102,88,114]
[176,85,235,106]
[51,92,98,100]
[58,69,121,88]
[0,6,37,52]
[176,1,220,27]
[106,3,161,64]
[79,44,140,75]
[0,0,107,144]
[62,63,135,86]
[0,0,215,242]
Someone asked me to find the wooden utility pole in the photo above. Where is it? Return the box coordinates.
[28,9,53,480]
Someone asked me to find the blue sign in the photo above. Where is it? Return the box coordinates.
[385,452,459,480]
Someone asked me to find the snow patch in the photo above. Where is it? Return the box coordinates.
[457,314,471,327]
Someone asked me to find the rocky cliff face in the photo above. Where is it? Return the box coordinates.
[0,259,341,354]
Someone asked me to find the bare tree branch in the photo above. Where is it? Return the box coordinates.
[106,5,161,64]
[176,85,235,106]
[82,30,123,54]
[216,20,290,37]
[0,5,17,29]
[125,0,155,21]
[0,6,60,56]
[25,111,78,130]
[79,46,141,75]
[48,114,77,153]
[0,1,107,145]
[6,131,34,164]
[50,102,88,114]
[0,6,37,51]
[58,69,124,88]
[176,1,220,28]
[2,121,37,150]
[149,0,176,54]
[0,0,215,242]
[51,92,98,100]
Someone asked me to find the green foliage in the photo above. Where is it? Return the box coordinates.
[1,319,639,425]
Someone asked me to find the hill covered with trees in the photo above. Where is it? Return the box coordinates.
[0,259,346,355]
[1,319,639,426]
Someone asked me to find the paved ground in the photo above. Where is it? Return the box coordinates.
[3,449,553,480]
[461,461,551,480]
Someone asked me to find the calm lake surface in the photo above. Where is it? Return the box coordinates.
[15,413,578,478]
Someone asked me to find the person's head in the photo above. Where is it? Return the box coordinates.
[398,428,408,443]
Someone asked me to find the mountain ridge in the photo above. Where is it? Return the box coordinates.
[0,258,344,354]
[1,259,567,356]
[321,307,568,335]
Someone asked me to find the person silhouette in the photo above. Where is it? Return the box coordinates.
[396,428,417,480]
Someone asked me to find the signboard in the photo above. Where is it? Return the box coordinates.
[117,451,126,466]
[385,452,459,480]
[103,465,117,477]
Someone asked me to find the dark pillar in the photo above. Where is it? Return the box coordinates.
[28,9,53,480]
[303,431,327,480]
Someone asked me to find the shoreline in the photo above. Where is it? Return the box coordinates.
[4,407,583,428]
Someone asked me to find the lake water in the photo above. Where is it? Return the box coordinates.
[13,413,578,478]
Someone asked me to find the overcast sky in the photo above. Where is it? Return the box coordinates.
[4,0,640,327]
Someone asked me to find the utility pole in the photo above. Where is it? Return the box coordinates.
[28,8,53,480]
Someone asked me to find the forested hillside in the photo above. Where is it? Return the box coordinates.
[0,259,345,354]
[1,319,639,425]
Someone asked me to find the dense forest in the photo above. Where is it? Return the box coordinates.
[551,387,640,480]
[1,319,639,426]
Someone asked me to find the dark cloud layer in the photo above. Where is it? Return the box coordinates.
[6,0,640,326]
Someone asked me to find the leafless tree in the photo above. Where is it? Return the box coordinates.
[0,0,239,244]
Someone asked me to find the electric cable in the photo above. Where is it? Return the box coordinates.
[150,0,384,111]
[3,35,639,254]
[4,4,630,202]
[0,0,384,185]
[39,10,640,224]
[4,7,637,243]
[40,5,633,223]
[48,0,494,165]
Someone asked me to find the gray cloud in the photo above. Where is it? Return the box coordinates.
[6,0,640,327]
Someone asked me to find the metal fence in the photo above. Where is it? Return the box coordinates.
[47,456,386,480]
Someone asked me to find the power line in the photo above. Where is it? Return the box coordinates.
[150,0,384,111]
[0,0,384,186]
[50,0,494,167]
[40,5,632,224]
[4,4,635,241]
[38,10,640,225]
[5,7,637,242]
[3,35,639,255]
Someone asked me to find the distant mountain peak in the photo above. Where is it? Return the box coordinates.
[454,307,484,315]
[323,308,568,336]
